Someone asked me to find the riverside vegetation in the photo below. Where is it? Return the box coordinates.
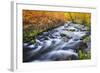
[23,10,91,62]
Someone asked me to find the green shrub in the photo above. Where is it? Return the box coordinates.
[78,50,91,60]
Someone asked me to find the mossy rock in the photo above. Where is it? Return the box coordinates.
[83,36,91,43]
[31,39,36,44]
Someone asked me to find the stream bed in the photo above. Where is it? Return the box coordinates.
[23,22,91,62]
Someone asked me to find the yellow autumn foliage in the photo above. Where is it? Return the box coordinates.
[23,10,91,28]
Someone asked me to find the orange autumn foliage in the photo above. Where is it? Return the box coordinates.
[23,10,67,30]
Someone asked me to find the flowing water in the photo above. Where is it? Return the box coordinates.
[23,22,91,62]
